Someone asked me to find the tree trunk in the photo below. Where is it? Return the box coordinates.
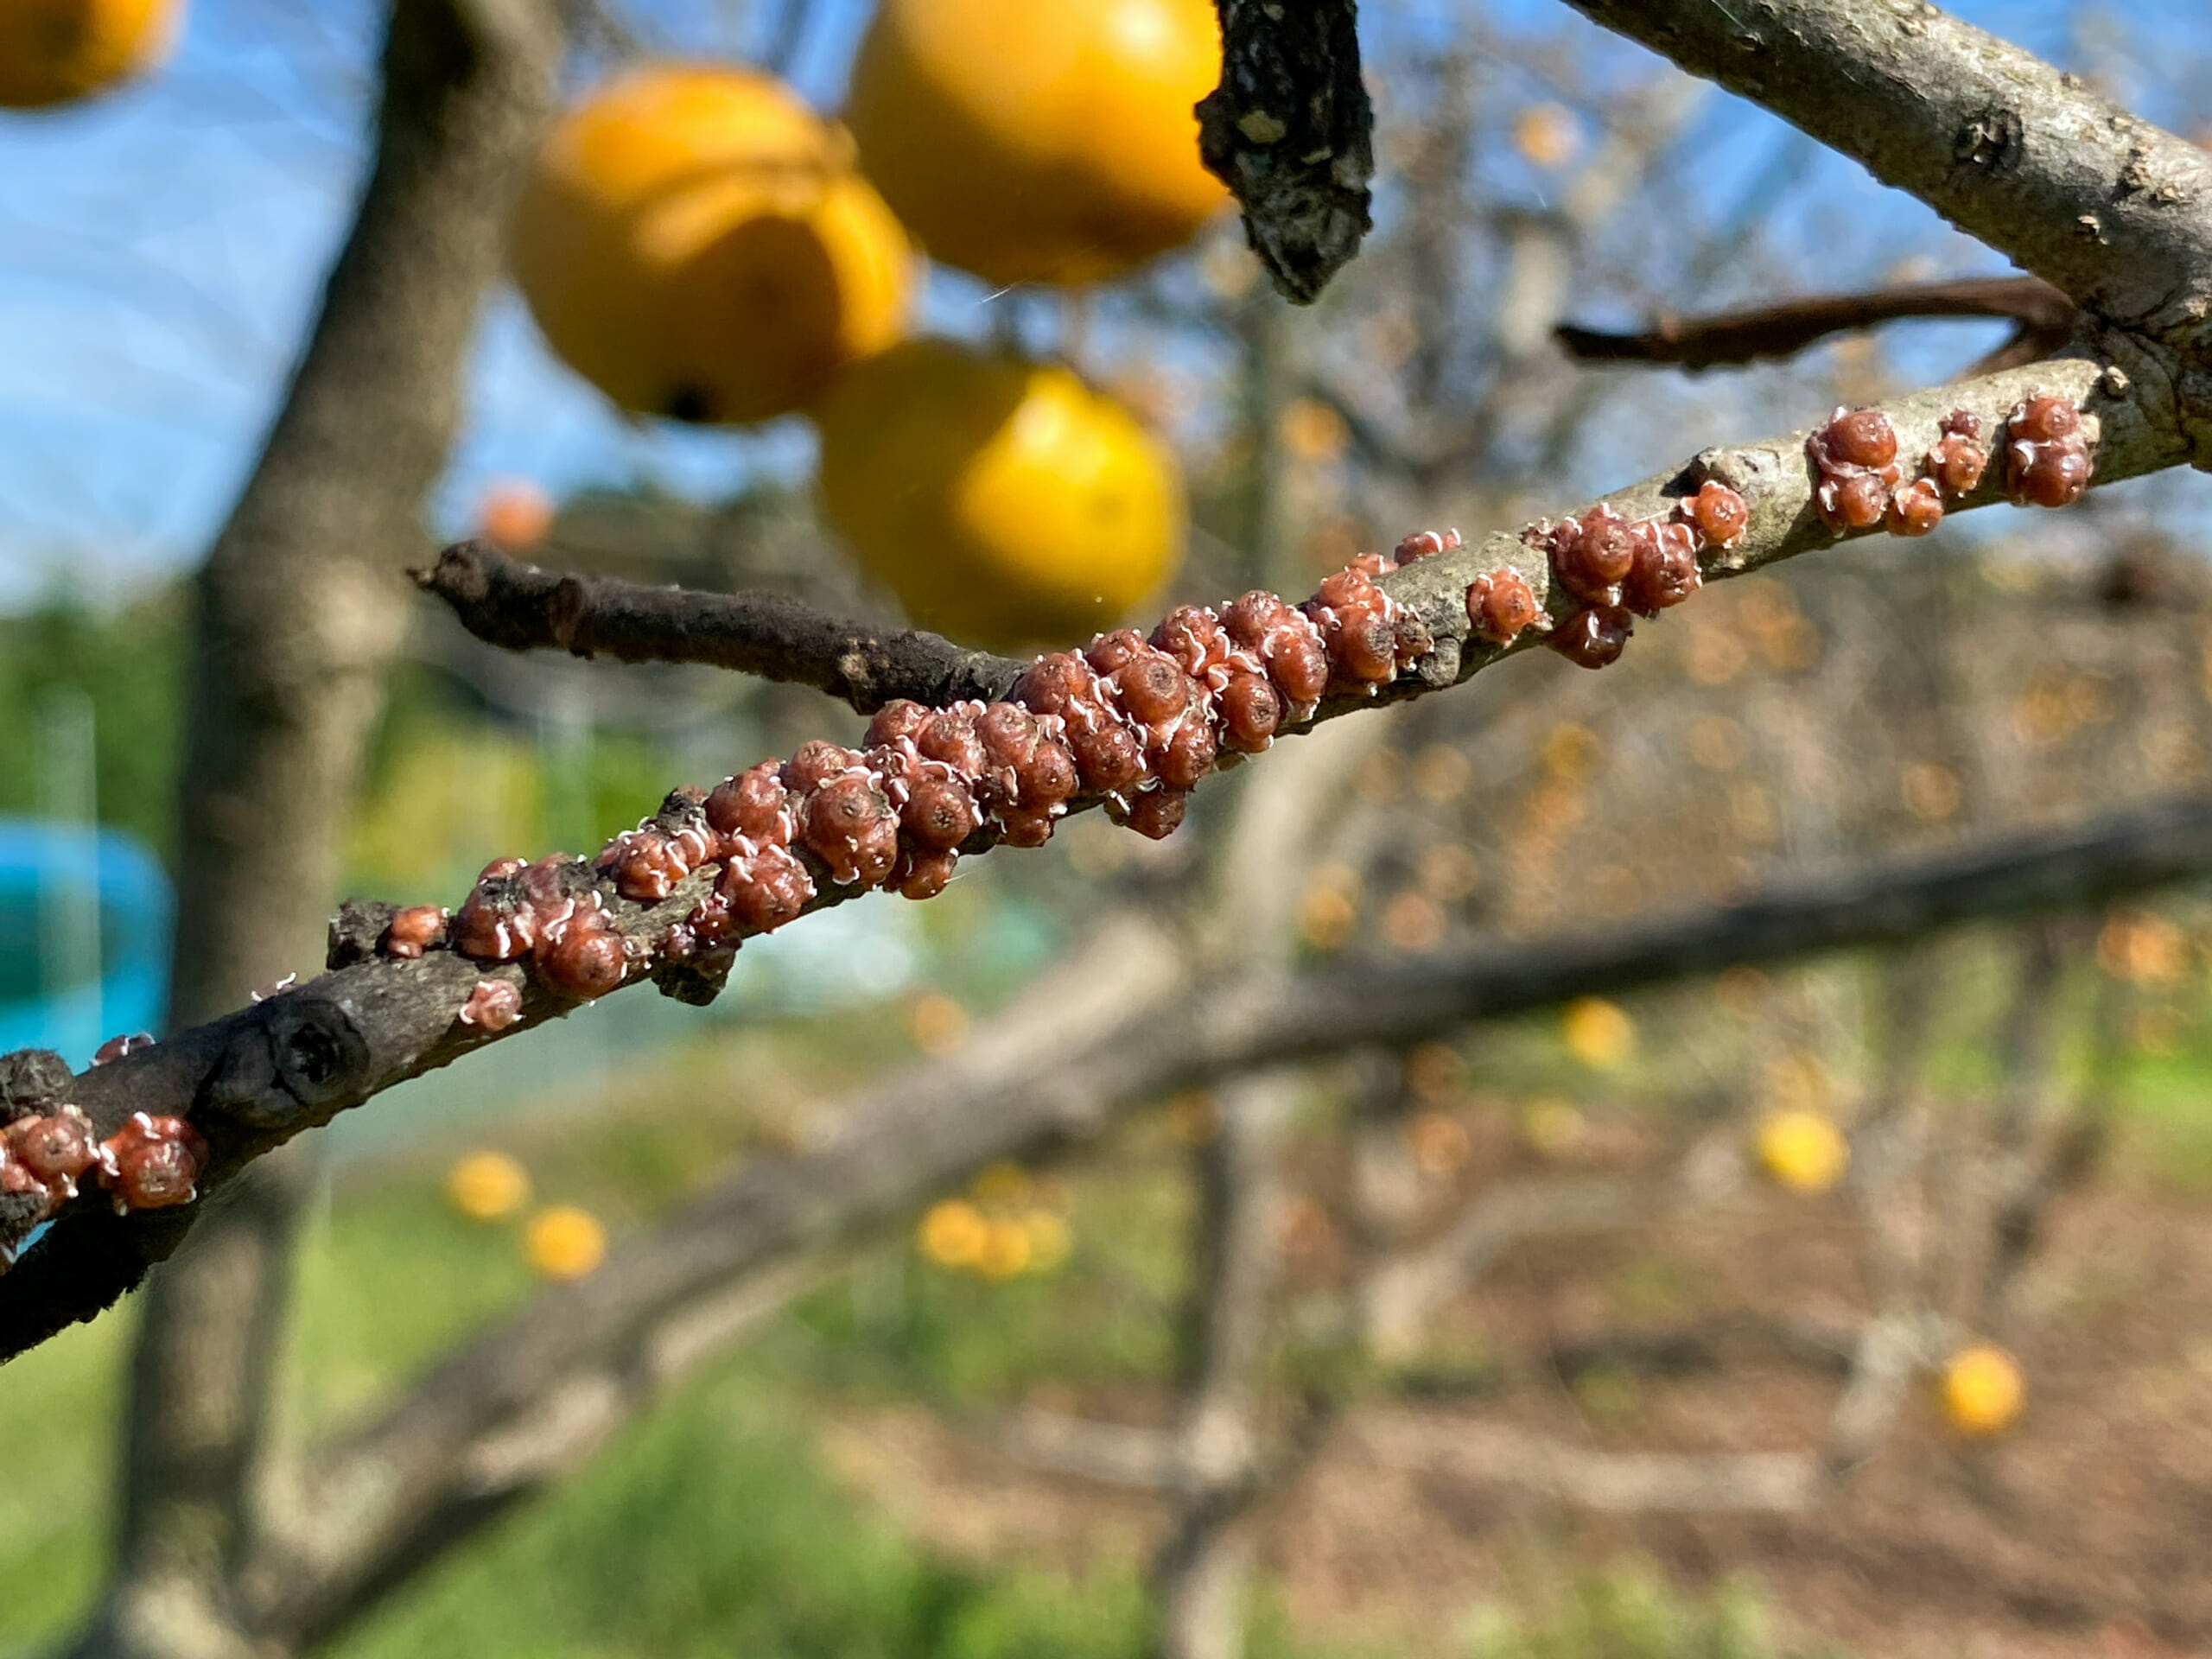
[61,3,565,1655]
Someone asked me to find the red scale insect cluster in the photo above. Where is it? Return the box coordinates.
[0,1101,208,1264]
[1805,392,2083,539]
[404,537,1447,1008]
[0,392,2111,1262]
[2005,392,2091,508]
[366,392,2101,1025]
[1504,480,1748,670]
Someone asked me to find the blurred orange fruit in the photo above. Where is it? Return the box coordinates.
[1405,1110,1472,1176]
[447,1150,531,1223]
[918,1198,988,1268]
[846,0,1225,286]
[1756,1109,1848,1194]
[816,337,1183,647]
[906,991,970,1055]
[1511,103,1581,168]
[1561,996,1634,1069]
[0,0,179,109]
[976,1217,1034,1279]
[524,1205,607,1279]
[511,64,912,423]
[2098,911,2190,986]
[1942,1342,2024,1435]
[477,478,556,551]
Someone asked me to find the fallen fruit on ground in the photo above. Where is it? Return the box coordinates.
[1942,1342,2025,1435]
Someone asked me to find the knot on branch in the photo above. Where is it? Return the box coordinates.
[203,995,373,1129]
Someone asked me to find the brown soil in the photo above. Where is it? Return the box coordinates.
[818,1169,2212,1657]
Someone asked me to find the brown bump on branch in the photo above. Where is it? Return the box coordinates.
[411,540,1029,714]
[1197,0,1374,304]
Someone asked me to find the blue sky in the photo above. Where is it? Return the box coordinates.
[0,0,2205,612]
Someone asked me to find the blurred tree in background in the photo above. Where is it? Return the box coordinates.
[6,2,2212,1658]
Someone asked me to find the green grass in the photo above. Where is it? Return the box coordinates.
[333,1366,1160,1659]
[49,971,2193,1655]
[1465,1562,1842,1659]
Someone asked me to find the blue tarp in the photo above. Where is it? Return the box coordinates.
[0,817,170,1065]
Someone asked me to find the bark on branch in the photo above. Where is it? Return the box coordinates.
[415,541,1029,714]
[1554,0,2212,377]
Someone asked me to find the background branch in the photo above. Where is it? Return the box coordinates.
[184,787,2212,1647]
[1555,0,2212,369]
[60,3,568,1657]
[1555,276,2080,372]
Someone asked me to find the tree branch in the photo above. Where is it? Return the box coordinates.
[194,787,2212,1645]
[1361,1412,1823,1514]
[1151,1071,1294,1659]
[1556,276,2080,371]
[414,541,1029,714]
[1555,0,2212,376]
[0,322,2186,1360]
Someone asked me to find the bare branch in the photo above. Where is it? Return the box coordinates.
[1556,276,2079,371]
[1362,1133,1741,1360]
[414,541,1028,714]
[1361,1413,1821,1514]
[186,790,2212,1645]
[1557,0,2212,374]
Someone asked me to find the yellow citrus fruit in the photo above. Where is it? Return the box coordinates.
[0,0,179,109]
[447,1151,531,1223]
[918,1198,988,1268]
[1942,1343,2024,1435]
[1561,997,1635,1070]
[1756,1109,1849,1194]
[845,0,1225,286]
[511,64,913,424]
[1021,1209,1072,1273]
[976,1217,1034,1280]
[524,1205,607,1280]
[816,337,1183,648]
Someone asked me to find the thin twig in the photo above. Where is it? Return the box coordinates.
[414,541,1028,714]
[1556,276,2079,372]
